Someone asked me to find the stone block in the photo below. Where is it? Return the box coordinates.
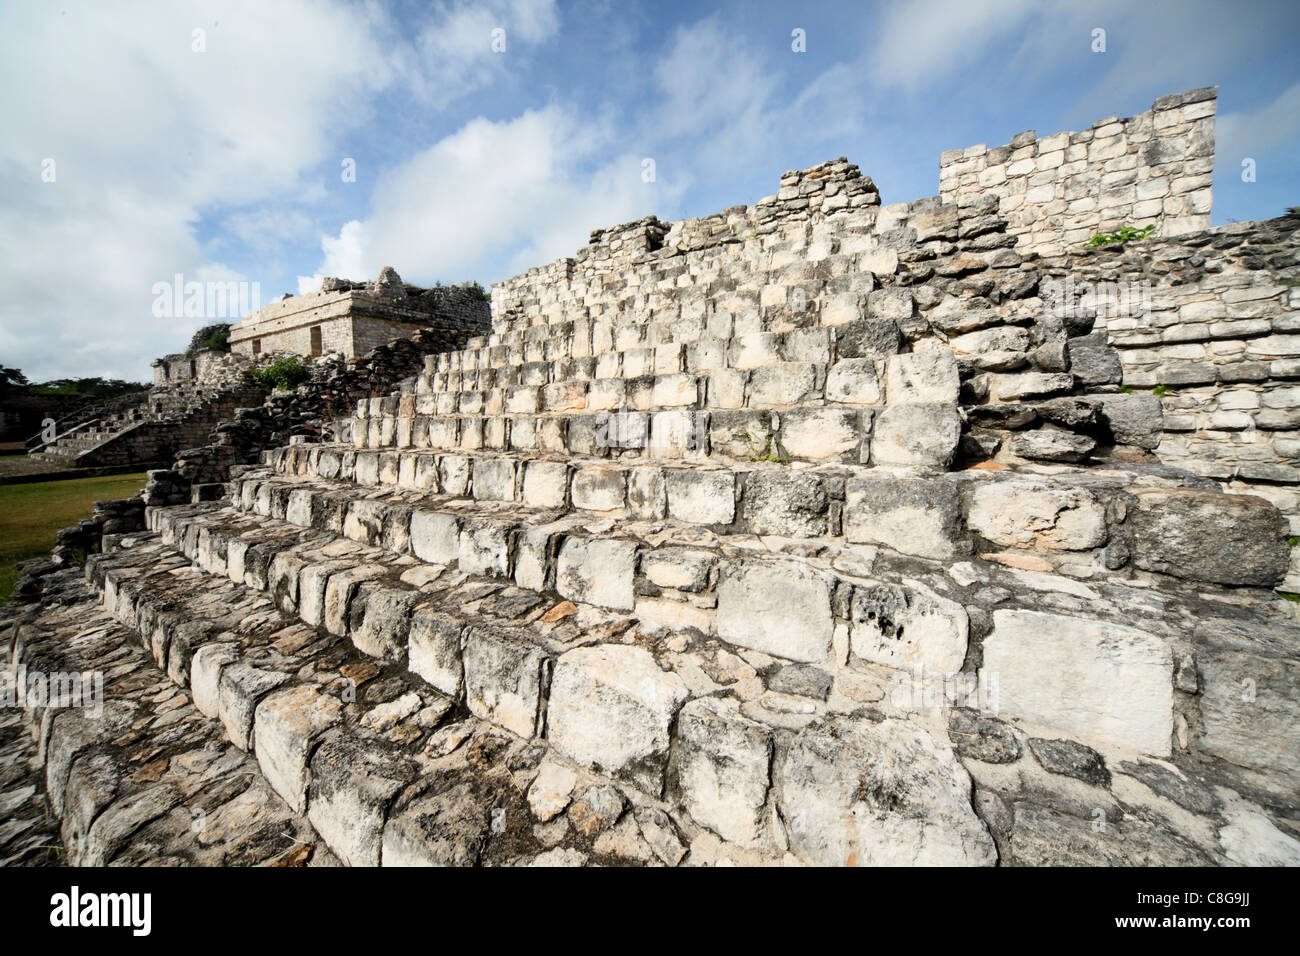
[778,716,995,866]
[716,561,833,662]
[547,645,689,794]
[308,729,418,867]
[740,471,828,536]
[410,510,460,565]
[669,697,772,847]
[885,348,959,404]
[749,363,816,406]
[522,460,569,509]
[556,536,637,610]
[254,684,344,813]
[965,482,1107,551]
[844,476,964,559]
[779,406,863,461]
[640,547,715,592]
[870,403,961,470]
[218,662,290,751]
[1126,489,1289,587]
[472,457,517,501]
[462,625,548,738]
[665,470,735,525]
[570,466,626,511]
[825,358,882,404]
[849,581,969,675]
[981,609,1173,755]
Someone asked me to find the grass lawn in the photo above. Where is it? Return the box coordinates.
[0,472,146,601]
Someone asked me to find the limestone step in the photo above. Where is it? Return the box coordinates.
[63,541,672,866]
[349,401,886,465]
[73,531,778,864]
[256,441,1267,584]
[3,572,329,866]
[110,514,1005,864]
[42,480,1298,865]
[174,462,1299,752]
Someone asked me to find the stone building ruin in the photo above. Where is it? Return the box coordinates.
[228,267,491,360]
[3,87,1299,868]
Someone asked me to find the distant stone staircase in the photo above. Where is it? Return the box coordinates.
[29,378,265,469]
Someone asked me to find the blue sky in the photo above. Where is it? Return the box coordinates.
[2,0,1298,381]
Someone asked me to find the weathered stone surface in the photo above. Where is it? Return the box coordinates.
[1066,333,1124,386]
[527,756,579,821]
[323,565,386,636]
[190,642,238,719]
[716,561,834,662]
[1009,428,1096,463]
[871,402,961,470]
[634,806,686,865]
[457,522,512,577]
[1196,641,1300,802]
[640,547,714,592]
[254,684,344,813]
[948,709,1021,763]
[547,645,688,794]
[849,581,969,675]
[885,348,960,404]
[218,662,290,751]
[768,663,833,701]
[522,460,568,508]
[1028,737,1110,787]
[965,482,1107,551]
[1116,759,1218,815]
[556,537,637,610]
[349,585,417,661]
[1126,489,1290,586]
[1091,393,1163,449]
[845,476,963,559]
[407,607,465,698]
[1008,802,1211,866]
[824,358,882,404]
[570,466,625,511]
[982,610,1173,755]
[778,716,995,866]
[741,471,828,536]
[669,697,772,847]
[308,729,417,867]
[381,781,491,866]
[568,784,625,837]
[1218,809,1300,866]
[462,625,547,738]
[665,470,735,525]
[779,407,862,461]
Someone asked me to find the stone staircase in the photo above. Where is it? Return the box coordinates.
[29,379,265,469]
[10,136,1300,866]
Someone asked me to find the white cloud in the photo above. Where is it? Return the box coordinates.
[1215,82,1300,160]
[306,105,674,288]
[0,0,561,381]
[866,0,1040,90]
[386,0,560,107]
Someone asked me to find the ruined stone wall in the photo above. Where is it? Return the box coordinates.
[230,271,490,360]
[1039,213,1300,587]
[939,88,1217,257]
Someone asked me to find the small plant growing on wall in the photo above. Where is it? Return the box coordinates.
[247,355,308,391]
[1084,224,1156,248]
